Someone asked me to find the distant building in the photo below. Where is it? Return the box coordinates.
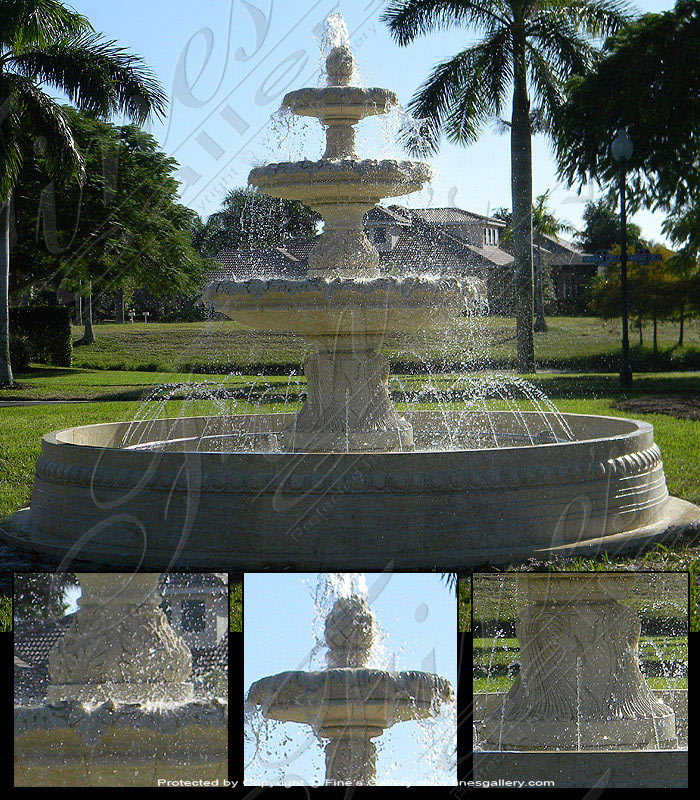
[161,572,228,650]
[206,204,592,314]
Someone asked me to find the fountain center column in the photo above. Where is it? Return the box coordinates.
[47,573,193,705]
[283,333,412,452]
[479,575,677,751]
[324,735,377,786]
[321,595,380,785]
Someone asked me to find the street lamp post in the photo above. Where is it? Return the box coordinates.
[611,130,634,389]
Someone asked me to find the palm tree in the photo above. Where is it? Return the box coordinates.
[383,0,631,373]
[1,0,166,386]
[531,189,573,331]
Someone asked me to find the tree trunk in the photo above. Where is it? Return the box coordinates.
[75,292,83,326]
[653,307,658,357]
[0,198,14,387]
[116,287,125,324]
[638,316,643,346]
[678,303,684,347]
[82,282,95,344]
[534,242,547,332]
[510,40,535,372]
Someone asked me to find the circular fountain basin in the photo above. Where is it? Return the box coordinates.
[3,410,697,570]
[247,668,452,737]
[201,275,478,336]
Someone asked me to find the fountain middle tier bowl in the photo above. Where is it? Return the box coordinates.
[248,158,431,205]
[202,275,479,336]
[247,668,452,736]
[7,409,698,570]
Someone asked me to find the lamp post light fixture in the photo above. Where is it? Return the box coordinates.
[611,129,634,389]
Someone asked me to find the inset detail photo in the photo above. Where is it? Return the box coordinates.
[14,572,228,787]
[244,572,457,787]
[472,571,687,788]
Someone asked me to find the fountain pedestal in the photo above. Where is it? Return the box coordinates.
[15,573,228,787]
[47,573,193,704]
[477,574,677,751]
[283,336,412,452]
[324,734,377,785]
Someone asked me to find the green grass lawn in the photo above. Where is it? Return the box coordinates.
[230,582,242,633]
[0,595,11,632]
[64,316,700,373]
[473,635,688,693]
[458,579,472,632]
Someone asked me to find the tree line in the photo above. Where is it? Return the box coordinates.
[2,0,700,385]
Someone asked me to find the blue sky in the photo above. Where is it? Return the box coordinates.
[243,572,457,786]
[68,0,675,242]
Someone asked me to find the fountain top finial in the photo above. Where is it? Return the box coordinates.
[324,595,375,667]
[326,44,355,86]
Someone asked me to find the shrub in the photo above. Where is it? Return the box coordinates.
[10,305,72,367]
[9,332,30,372]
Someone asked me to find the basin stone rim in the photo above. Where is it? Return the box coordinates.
[33,412,660,496]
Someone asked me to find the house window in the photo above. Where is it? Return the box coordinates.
[373,227,387,244]
[182,599,206,632]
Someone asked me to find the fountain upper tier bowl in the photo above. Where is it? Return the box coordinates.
[247,668,452,737]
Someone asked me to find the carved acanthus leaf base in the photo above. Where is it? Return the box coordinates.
[280,347,413,452]
[481,584,677,751]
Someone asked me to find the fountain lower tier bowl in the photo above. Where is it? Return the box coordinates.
[201,275,479,336]
[247,668,452,738]
[14,700,228,787]
[4,410,699,570]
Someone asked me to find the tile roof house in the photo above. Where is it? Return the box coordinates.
[206,204,591,313]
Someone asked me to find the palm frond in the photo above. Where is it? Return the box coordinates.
[382,0,508,46]
[3,73,83,183]
[403,39,502,154]
[0,0,89,49]
[525,45,566,123]
[0,83,24,200]
[539,0,635,39]
[8,32,167,123]
[443,33,512,146]
[478,24,513,116]
[527,12,597,77]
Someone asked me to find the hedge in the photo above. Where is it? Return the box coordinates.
[10,305,72,368]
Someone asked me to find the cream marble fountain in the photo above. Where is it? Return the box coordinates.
[246,594,453,785]
[14,574,228,787]
[473,573,687,788]
[203,40,478,453]
[2,16,698,570]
